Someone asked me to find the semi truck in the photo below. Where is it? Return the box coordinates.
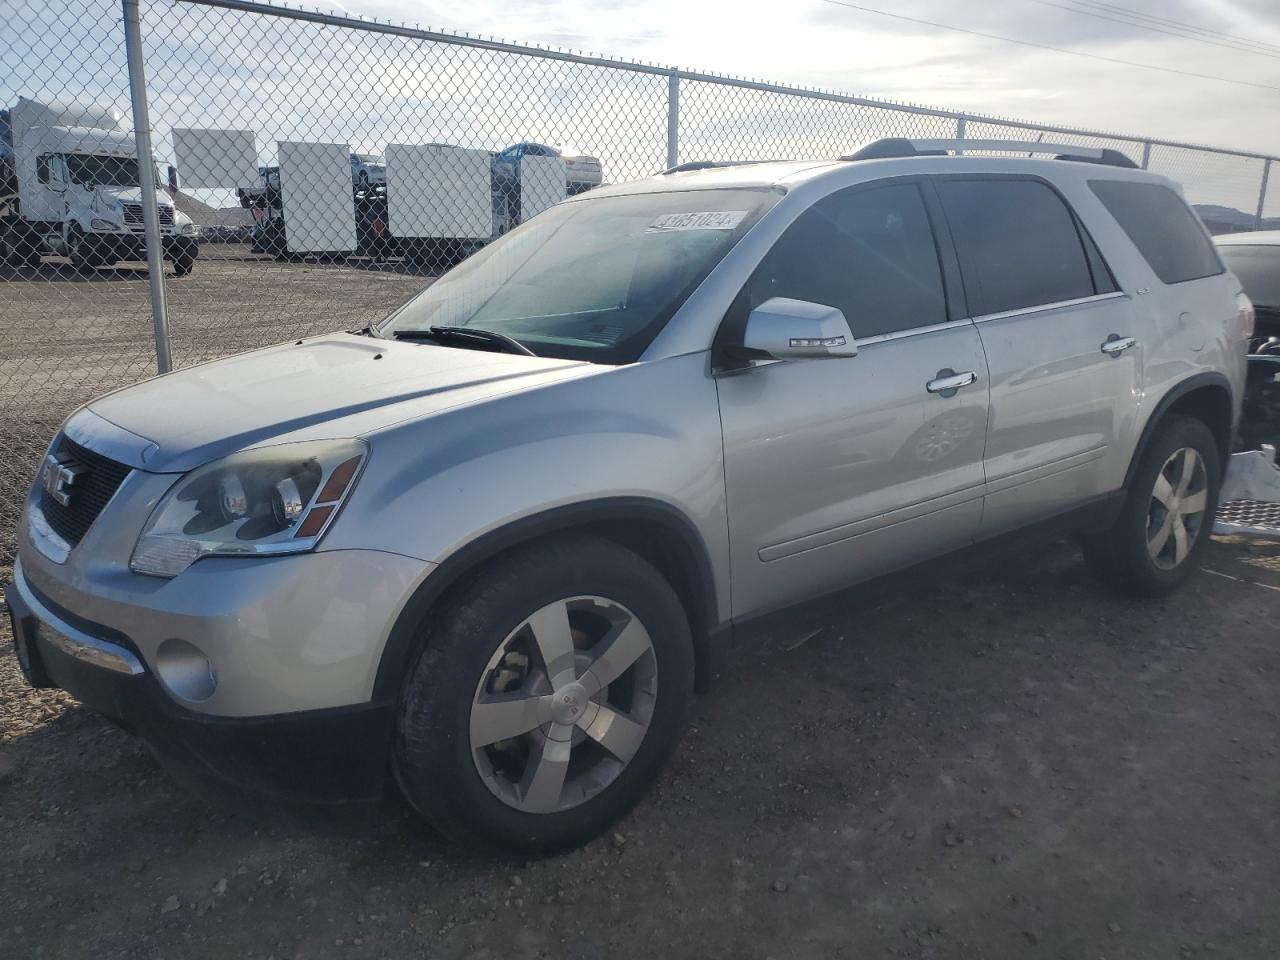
[1,97,198,274]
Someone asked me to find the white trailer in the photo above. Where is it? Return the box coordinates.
[1,97,197,273]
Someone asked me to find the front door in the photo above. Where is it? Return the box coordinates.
[715,179,990,619]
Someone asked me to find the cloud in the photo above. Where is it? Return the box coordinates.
[4,0,1276,211]
[339,0,1280,157]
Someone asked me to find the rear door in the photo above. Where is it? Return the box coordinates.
[716,179,990,618]
[934,176,1141,536]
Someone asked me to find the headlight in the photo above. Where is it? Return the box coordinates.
[130,439,367,578]
[180,221,197,237]
[90,219,119,232]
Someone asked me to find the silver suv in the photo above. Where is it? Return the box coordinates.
[6,138,1252,853]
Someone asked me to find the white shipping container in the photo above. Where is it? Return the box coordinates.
[277,140,356,254]
[385,143,492,240]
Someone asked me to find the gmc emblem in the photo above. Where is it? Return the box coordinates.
[40,454,84,508]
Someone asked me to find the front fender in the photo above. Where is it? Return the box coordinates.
[323,350,732,632]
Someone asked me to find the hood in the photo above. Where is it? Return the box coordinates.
[92,186,174,206]
[78,333,593,472]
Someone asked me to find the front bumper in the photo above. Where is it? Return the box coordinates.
[84,232,198,262]
[6,569,397,802]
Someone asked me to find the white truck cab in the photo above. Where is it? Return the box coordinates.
[1,97,198,274]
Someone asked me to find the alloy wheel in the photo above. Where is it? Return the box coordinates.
[1146,446,1209,570]
[469,596,658,813]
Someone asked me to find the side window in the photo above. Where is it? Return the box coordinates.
[36,154,51,183]
[1089,180,1223,284]
[937,179,1097,315]
[740,181,948,340]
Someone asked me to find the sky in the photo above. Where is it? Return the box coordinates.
[3,0,1278,213]
[336,0,1280,156]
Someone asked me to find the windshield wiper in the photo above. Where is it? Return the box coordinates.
[392,325,536,357]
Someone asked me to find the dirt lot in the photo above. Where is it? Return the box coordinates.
[3,246,1280,959]
[0,246,431,562]
[2,533,1279,960]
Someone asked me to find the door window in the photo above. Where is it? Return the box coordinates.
[737,181,948,340]
[937,179,1098,315]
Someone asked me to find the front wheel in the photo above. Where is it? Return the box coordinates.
[67,226,97,272]
[1084,415,1221,597]
[394,535,694,855]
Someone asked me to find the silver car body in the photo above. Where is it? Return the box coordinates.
[12,154,1246,727]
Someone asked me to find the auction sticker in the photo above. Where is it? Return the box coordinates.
[647,210,748,232]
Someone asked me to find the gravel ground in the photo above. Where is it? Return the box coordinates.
[2,534,1279,960]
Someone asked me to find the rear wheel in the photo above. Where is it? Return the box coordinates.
[394,535,694,854]
[1084,415,1220,597]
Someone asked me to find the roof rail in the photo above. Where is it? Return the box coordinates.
[841,137,1138,169]
[659,160,765,175]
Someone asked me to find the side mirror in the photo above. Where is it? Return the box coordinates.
[167,165,180,192]
[742,297,857,360]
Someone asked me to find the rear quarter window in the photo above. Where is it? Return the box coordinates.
[1089,180,1223,285]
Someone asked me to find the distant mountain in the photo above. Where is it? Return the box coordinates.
[1193,204,1280,236]
[173,190,252,228]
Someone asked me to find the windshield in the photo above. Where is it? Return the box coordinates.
[382,187,779,363]
[65,154,160,188]
[1219,244,1280,308]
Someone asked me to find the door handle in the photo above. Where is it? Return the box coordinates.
[1101,335,1137,357]
[926,369,977,396]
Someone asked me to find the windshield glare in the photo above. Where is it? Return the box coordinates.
[383,188,779,363]
[66,154,159,188]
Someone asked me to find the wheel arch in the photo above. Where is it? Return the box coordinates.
[1125,373,1235,489]
[372,497,728,701]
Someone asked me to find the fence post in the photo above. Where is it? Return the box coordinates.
[1256,159,1271,231]
[666,72,680,170]
[1140,141,1151,169]
[121,0,173,374]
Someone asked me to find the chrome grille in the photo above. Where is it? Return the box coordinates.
[121,202,175,227]
[37,436,132,548]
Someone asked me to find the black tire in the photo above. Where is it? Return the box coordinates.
[1084,414,1221,597]
[394,534,694,855]
[173,254,195,276]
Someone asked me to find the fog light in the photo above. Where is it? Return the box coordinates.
[155,638,217,702]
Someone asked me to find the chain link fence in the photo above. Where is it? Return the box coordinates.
[2,0,1277,565]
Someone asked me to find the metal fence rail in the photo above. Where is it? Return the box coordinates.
[1,0,1277,564]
